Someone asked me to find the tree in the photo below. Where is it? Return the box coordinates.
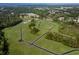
[29,19,36,29]
[0,9,22,54]
[28,19,40,34]
[31,27,40,34]
[0,30,9,55]
[2,39,9,55]
[45,32,53,40]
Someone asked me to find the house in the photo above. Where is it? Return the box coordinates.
[58,17,65,21]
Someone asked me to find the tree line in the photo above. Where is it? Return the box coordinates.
[0,11,22,54]
[45,31,78,48]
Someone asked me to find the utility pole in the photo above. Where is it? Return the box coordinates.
[19,23,23,42]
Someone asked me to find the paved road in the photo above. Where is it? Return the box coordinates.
[27,41,58,55]
[19,21,79,55]
[19,40,58,55]
[31,27,53,44]
[61,48,79,55]
[25,41,79,55]
[61,49,76,55]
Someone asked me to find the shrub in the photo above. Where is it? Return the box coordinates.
[31,27,40,34]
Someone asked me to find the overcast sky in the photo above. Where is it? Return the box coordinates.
[0,0,79,3]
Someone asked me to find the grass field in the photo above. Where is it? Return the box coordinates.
[35,35,73,54]
[3,19,79,55]
[67,51,79,55]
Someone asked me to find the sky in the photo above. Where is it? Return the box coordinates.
[0,0,79,3]
[0,3,79,7]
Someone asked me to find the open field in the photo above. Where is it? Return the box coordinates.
[2,18,79,55]
[67,51,79,55]
[3,19,55,54]
[1,3,79,55]
[35,35,73,54]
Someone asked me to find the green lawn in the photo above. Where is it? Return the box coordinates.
[67,51,79,55]
[35,35,73,54]
[3,19,79,55]
[3,19,54,55]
